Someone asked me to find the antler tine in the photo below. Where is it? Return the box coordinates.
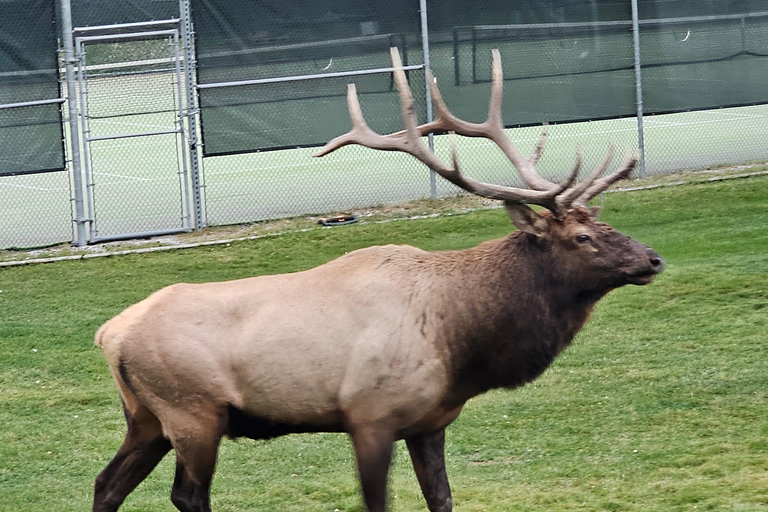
[486,49,504,127]
[449,135,582,208]
[315,84,392,157]
[464,50,559,192]
[572,150,637,206]
[529,125,548,166]
[315,47,586,211]
[392,51,557,192]
[316,49,434,158]
[423,69,490,137]
[556,144,614,208]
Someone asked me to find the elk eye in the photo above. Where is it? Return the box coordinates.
[576,234,592,244]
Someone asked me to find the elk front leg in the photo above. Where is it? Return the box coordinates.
[166,410,223,512]
[350,427,395,512]
[406,428,452,512]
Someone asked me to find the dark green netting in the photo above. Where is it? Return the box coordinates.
[199,69,427,156]
[0,103,64,176]
[433,0,768,125]
[192,0,768,157]
[639,15,768,112]
[0,0,64,176]
[70,0,179,27]
[191,0,422,156]
[426,1,637,125]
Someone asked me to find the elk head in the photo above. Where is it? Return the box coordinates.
[315,48,663,293]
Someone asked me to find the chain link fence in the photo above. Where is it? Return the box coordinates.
[0,0,70,249]
[73,31,194,242]
[1,0,767,250]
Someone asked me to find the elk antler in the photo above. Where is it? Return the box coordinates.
[315,48,636,217]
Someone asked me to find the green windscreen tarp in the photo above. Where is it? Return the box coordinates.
[431,0,768,125]
[0,0,64,176]
[70,0,179,27]
[638,6,768,113]
[192,0,768,158]
[192,0,424,156]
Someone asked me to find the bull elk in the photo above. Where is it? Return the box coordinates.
[93,48,664,512]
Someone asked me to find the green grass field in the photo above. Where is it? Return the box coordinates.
[1,175,766,511]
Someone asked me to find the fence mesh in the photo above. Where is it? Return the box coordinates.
[199,70,427,156]
[70,0,179,27]
[199,69,433,227]
[193,0,422,155]
[0,0,64,177]
[640,15,768,113]
[77,35,192,241]
[1,0,768,250]
[0,0,70,249]
[638,6,768,174]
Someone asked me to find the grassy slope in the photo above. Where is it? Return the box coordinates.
[0,176,766,511]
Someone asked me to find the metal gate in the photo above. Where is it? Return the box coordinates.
[74,21,194,243]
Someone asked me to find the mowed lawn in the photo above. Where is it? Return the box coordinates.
[0,176,766,511]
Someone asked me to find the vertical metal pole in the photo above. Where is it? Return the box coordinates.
[60,0,87,245]
[172,30,193,229]
[453,28,460,86]
[631,0,646,179]
[75,38,96,241]
[419,0,436,199]
[180,0,205,229]
[471,27,477,84]
[741,16,747,52]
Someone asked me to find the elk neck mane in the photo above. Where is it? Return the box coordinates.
[418,229,606,402]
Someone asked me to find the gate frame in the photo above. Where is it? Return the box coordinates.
[66,19,203,244]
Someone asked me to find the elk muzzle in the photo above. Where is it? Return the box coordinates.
[627,247,665,285]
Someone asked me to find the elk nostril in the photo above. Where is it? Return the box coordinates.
[650,255,664,269]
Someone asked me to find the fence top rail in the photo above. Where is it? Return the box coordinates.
[198,33,404,60]
[197,64,425,90]
[0,98,65,110]
[0,68,55,78]
[72,18,180,35]
[76,29,179,46]
[466,10,768,33]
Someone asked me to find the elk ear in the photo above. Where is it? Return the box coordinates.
[505,202,549,237]
[587,206,601,220]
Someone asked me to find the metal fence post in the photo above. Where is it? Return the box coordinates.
[180,0,205,229]
[631,0,646,179]
[419,0,437,199]
[60,0,88,245]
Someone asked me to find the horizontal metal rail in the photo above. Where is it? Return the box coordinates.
[90,227,192,244]
[468,10,768,33]
[76,29,179,46]
[73,19,180,34]
[0,98,65,110]
[200,33,397,59]
[74,56,182,73]
[197,64,425,90]
[0,68,56,78]
[639,10,768,24]
[86,129,182,142]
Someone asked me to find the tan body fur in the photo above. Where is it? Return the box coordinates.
[93,48,664,512]
[98,244,463,442]
[93,215,663,512]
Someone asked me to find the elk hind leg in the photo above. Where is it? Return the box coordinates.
[93,400,171,512]
[406,428,452,512]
